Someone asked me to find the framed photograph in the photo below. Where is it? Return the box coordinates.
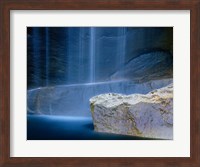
[0,0,200,167]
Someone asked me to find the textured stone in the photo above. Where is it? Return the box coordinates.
[27,27,172,88]
[27,79,172,117]
[90,83,173,139]
[111,51,173,82]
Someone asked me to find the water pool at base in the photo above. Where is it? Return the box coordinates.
[27,115,158,140]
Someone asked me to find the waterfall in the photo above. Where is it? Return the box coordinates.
[32,28,40,86]
[65,28,69,83]
[122,28,126,68]
[66,28,73,83]
[118,27,126,79]
[79,28,83,82]
[90,27,96,83]
[45,27,49,86]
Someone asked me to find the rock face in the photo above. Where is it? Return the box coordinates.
[27,27,172,89]
[111,51,173,83]
[27,79,172,117]
[90,83,173,139]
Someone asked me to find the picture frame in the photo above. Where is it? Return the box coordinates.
[0,0,199,167]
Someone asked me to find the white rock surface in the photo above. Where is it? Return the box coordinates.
[90,83,173,139]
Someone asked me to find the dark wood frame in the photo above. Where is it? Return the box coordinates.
[0,0,200,167]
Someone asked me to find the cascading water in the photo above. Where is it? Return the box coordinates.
[45,27,49,86]
[122,28,126,68]
[66,28,73,83]
[78,28,84,82]
[29,27,128,87]
[89,27,96,83]
[27,27,173,140]
[32,28,40,86]
[118,27,126,79]
[28,27,172,89]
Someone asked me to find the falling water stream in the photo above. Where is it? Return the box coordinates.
[45,27,49,86]
[118,27,126,78]
[90,27,96,83]
[30,27,127,87]
[27,27,173,140]
[78,28,83,82]
[32,28,40,86]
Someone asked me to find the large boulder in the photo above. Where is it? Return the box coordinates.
[90,83,173,139]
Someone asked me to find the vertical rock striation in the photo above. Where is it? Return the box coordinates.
[27,27,173,89]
